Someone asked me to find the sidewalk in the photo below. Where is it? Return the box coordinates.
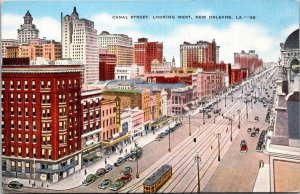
[253,164,270,192]
[2,122,175,191]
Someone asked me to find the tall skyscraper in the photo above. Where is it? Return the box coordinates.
[17,11,39,43]
[62,7,99,84]
[97,31,133,65]
[180,39,219,70]
[134,38,163,73]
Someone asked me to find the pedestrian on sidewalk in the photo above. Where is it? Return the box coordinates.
[104,158,107,165]
[41,182,43,188]
[29,179,31,185]
[84,169,87,175]
[211,145,213,150]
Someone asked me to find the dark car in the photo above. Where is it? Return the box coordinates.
[121,166,133,175]
[8,181,23,189]
[121,173,132,183]
[247,128,252,133]
[82,174,97,186]
[255,116,259,121]
[95,168,106,178]
[240,140,247,147]
[155,134,164,141]
[114,157,125,167]
[255,128,260,134]
[261,130,266,136]
[105,164,113,172]
[123,153,133,161]
[256,144,263,152]
[251,132,257,137]
[98,179,112,189]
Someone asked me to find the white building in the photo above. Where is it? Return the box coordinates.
[17,11,39,44]
[115,64,144,80]
[2,39,19,58]
[30,57,83,66]
[97,31,132,49]
[62,7,99,84]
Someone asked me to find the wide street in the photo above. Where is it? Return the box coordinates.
[4,68,277,193]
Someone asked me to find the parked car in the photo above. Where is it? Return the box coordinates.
[155,134,164,141]
[110,179,124,191]
[123,153,133,161]
[82,174,97,186]
[247,128,252,133]
[251,132,257,137]
[98,179,112,189]
[95,168,106,178]
[8,181,23,189]
[240,140,247,147]
[256,144,263,152]
[114,157,125,167]
[240,144,248,153]
[255,128,260,134]
[105,164,113,172]
[255,116,259,121]
[121,173,132,183]
[121,166,133,175]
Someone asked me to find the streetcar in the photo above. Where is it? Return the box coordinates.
[143,164,172,193]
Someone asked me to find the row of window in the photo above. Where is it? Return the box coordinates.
[3,120,37,130]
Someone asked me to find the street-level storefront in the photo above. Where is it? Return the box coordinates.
[2,151,82,183]
[101,133,130,154]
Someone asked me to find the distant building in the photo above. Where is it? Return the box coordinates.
[134,38,163,73]
[234,50,263,75]
[17,10,39,43]
[2,64,84,183]
[230,68,248,84]
[114,64,144,80]
[97,31,133,66]
[2,39,19,58]
[62,7,99,84]
[180,39,219,70]
[99,54,117,81]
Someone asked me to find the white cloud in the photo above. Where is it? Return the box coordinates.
[152,22,280,65]
[281,23,298,40]
[2,13,60,41]
[196,10,214,16]
[91,13,136,34]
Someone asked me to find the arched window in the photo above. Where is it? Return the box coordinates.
[290,58,299,74]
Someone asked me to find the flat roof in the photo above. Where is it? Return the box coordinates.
[143,164,172,186]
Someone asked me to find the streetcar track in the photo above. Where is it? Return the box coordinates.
[122,91,245,193]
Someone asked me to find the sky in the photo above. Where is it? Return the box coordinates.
[2,0,299,65]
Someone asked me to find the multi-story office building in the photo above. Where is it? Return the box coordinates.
[2,64,84,183]
[134,38,163,73]
[114,64,144,80]
[180,39,219,70]
[107,45,133,66]
[102,89,151,130]
[2,39,19,58]
[97,31,132,49]
[97,31,133,66]
[234,50,263,75]
[99,54,117,81]
[17,10,39,43]
[62,7,99,84]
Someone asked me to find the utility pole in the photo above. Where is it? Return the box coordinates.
[168,127,171,152]
[203,110,205,125]
[189,114,191,136]
[195,153,202,193]
[231,93,233,102]
[246,101,248,119]
[230,118,233,142]
[136,143,139,178]
[237,110,241,129]
[251,96,253,109]
[215,132,222,161]
[225,94,226,107]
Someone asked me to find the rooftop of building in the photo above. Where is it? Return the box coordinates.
[135,83,187,89]
[104,88,144,93]
[2,64,84,73]
[283,29,299,50]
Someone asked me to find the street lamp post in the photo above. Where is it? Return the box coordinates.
[225,94,226,107]
[251,96,253,109]
[195,153,202,193]
[136,143,139,178]
[242,85,244,94]
[231,93,233,102]
[230,118,233,142]
[203,110,205,125]
[189,115,191,136]
[215,132,222,161]
[237,110,241,129]
[246,101,249,119]
[168,127,171,152]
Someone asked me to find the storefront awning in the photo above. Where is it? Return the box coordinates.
[101,133,129,147]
